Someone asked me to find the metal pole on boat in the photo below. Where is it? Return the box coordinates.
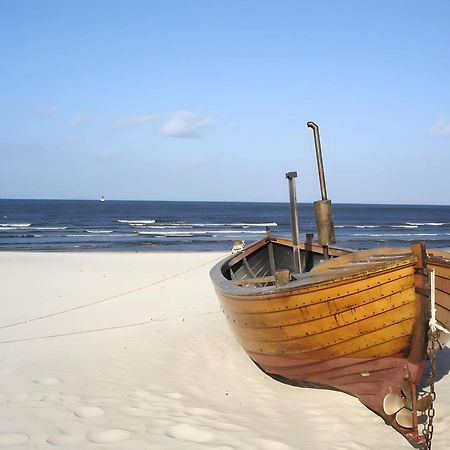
[307,121,336,259]
[286,171,302,273]
[307,121,327,201]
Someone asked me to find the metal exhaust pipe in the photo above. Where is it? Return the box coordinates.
[307,121,336,258]
[307,121,327,201]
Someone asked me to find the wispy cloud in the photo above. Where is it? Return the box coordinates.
[428,119,450,136]
[35,105,58,116]
[117,114,158,127]
[161,110,214,138]
[70,112,88,127]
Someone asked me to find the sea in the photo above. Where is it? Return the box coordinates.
[1,199,450,252]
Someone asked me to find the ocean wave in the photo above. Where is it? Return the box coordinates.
[186,222,278,227]
[210,230,267,234]
[85,230,113,233]
[389,225,418,229]
[138,229,266,236]
[336,224,419,229]
[0,223,31,227]
[352,233,442,237]
[140,225,194,229]
[335,225,381,229]
[118,219,156,224]
[66,233,135,237]
[406,222,448,226]
[138,231,207,236]
[31,226,68,230]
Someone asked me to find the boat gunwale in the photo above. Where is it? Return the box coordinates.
[210,237,418,298]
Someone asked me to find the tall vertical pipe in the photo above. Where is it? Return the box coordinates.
[307,121,327,201]
[307,121,336,258]
[286,171,302,273]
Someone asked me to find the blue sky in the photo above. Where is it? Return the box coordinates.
[1,0,449,204]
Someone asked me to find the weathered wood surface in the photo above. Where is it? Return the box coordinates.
[214,241,420,361]
[428,249,450,329]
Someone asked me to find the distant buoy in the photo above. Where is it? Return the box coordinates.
[100,196,105,202]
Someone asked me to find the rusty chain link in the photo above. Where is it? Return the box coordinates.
[421,330,439,450]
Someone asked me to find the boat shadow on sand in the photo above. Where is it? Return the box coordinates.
[419,345,450,389]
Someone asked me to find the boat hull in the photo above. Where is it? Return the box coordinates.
[211,238,431,446]
[248,351,424,444]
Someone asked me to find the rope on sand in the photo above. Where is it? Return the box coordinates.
[0,253,228,332]
[0,311,220,345]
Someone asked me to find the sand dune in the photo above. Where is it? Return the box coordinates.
[0,251,449,449]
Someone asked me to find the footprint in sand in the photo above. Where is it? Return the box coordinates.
[184,406,216,417]
[72,406,105,418]
[213,422,248,432]
[0,433,29,446]
[249,438,294,450]
[131,390,152,399]
[165,423,215,444]
[165,392,182,399]
[87,429,131,443]
[33,377,60,385]
[47,433,85,445]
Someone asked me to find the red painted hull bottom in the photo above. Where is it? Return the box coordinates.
[248,351,425,447]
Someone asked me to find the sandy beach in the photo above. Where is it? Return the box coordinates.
[1,251,449,450]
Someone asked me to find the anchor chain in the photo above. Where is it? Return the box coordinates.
[419,266,440,450]
[421,330,438,450]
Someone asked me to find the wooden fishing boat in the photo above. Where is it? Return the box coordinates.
[211,236,438,446]
[210,122,450,447]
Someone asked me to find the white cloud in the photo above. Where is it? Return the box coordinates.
[117,114,158,127]
[35,105,58,116]
[161,110,214,138]
[428,119,450,136]
[70,112,88,127]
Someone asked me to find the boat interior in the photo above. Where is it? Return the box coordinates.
[222,236,416,289]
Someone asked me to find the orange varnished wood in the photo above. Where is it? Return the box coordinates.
[228,288,415,343]
[276,318,415,359]
[235,307,415,356]
[225,276,414,328]
[220,265,415,314]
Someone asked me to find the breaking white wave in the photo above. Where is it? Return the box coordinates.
[138,230,266,236]
[406,222,448,226]
[85,230,113,233]
[390,225,418,229]
[0,223,31,227]
[141,225,194,229]
[209,230,267,234]
[66,233,135,238]
[335,225,381,229]
[187,222,278,227]
[118,219,156,224]
[352,233,441,237]
[31,226,68,230]
[336,224,422,229]
[138,231,208,236]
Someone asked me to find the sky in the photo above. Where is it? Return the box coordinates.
[0,0,449,204]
